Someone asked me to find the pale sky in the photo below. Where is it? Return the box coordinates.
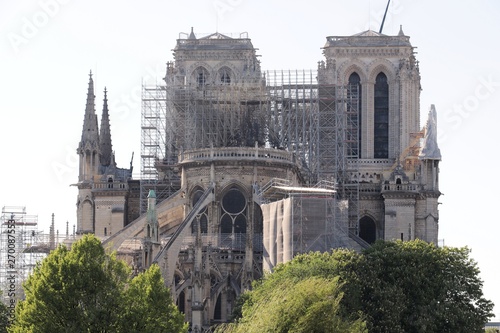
[1,0,499,320]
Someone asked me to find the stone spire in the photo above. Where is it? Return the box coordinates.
[188,27,196,40]
[79,71,100,151]
[398,24,405,36]
[99,87,113,166]
[419,104,442,160]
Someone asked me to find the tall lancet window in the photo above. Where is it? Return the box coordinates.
[219,67,232,85]
[374,72,389,158]
[194,67,209,86]
[348,72,361,157]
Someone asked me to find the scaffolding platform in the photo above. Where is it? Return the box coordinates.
[0,207,53,305]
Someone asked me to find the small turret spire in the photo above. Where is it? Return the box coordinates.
[188,27,196,40]
[77,71,100,181]
[79,71,99,146]
[398,25,405,36]
[99,87,113,166]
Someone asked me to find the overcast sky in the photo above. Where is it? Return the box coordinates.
[1,0,499,320]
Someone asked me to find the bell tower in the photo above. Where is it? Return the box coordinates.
[76,71,100,234]
[76,72,134,236]
[320,26,440,244]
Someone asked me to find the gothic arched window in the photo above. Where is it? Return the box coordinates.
[219,186,249,251]
[191,187,208,234]
[348,72,362,157]
[374,72,389,158]
[219,67,232,85]
[193,67,209,86]
[220,187,247,234]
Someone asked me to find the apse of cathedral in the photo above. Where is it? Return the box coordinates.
[75,26,441,329]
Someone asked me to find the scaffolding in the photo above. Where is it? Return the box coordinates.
[265,70,319,184]
[0,207,51,305]
[140,69,360,231]
[267,71,360,231]
[140,71,268,213]
[140,85,174,214]
[332,84,360,231]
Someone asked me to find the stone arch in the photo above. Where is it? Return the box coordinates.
[175,278,191,299]
[188,185,206,205]
[367,59,397,83]
[187,62,213,85]
[359,215,377,244]
[174,269,190,316]
[189,185,209,234]
[218,183,250,248]
[210,267,224,282]
[218,67,232,85]
[174,268,185,281]
[209,282,239,323]
[218,181,251,199]
[80,198,94,232]
[339,61,368,85]
[208,269,226,320]
[215,62,239,84]
[177,289,186,314]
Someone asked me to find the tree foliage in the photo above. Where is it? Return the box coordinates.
[359,240,494,333]
[120,264,187,333]
[9,234,186,333]
[0,302,8,333]
[223,240,493,333]
[216,276,366,333]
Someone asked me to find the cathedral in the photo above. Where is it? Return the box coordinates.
[75,26,441,330]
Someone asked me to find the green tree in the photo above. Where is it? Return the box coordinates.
[217,273,366,333]
[9,234,186,333]
[0,301,9,333]
[224,240,493,333]
[120,264,187,333]
[10,234,129,332]
[359,240,494,333]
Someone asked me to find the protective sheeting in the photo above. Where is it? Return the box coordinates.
[262,196,349,272]
[419,105,442,160]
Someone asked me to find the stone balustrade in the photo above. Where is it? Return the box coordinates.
[350,159,394,167]
[179,147,296,166]
[382,183,420,192]
[92,182,128,190]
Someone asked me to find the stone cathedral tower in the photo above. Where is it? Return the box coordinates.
[319,27,440,243]
[76,72,135,237]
